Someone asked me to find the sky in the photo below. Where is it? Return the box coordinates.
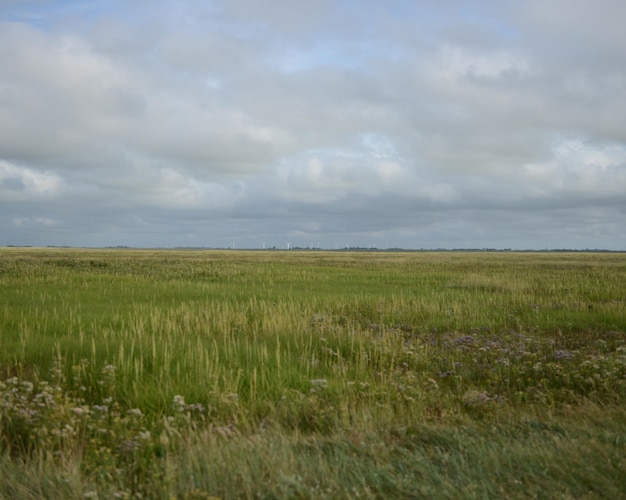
[1,0,625,250]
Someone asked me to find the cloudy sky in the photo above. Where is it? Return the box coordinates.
[1,0,625,249]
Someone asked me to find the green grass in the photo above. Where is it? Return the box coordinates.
[1,248,625,498]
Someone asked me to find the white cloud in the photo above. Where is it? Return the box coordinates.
[0,160,63,201]
[1,0,626,249]
[428,45,532,82]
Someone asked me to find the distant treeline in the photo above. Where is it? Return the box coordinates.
[4,245,624,253]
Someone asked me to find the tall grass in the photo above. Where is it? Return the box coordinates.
[1,249,625,498]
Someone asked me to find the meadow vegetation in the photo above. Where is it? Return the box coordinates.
[0,248,625,498]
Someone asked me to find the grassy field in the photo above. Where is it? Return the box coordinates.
[0,248,625,498]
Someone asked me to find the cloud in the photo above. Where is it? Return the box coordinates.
[0,160,63,201]
[1,0,626,249]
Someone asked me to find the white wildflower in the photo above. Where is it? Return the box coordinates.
[137,430,151,441]
[310,378,328,388]
[20,381,34,393]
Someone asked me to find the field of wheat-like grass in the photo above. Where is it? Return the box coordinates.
[0,248,625,498]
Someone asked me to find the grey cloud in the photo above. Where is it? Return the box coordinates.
[1,1,626,249]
